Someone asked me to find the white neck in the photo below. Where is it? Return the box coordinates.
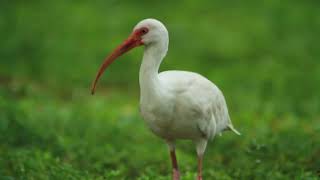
[139,42,168,101]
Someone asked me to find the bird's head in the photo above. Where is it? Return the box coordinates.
[91,18,168,95]
[133,19,169,46]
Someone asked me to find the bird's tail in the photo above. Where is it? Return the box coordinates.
[227,124,241,135]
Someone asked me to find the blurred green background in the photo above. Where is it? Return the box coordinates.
[0,0,319,179]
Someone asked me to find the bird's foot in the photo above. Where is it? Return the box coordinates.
[172,169,180,180]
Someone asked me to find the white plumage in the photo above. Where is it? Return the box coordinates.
[91,18,240,180]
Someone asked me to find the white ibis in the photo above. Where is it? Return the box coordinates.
[91,18,240,180]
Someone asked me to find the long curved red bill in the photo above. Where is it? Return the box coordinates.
[91,33,143,95]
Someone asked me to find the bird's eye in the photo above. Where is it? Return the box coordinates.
[141,28,149,35]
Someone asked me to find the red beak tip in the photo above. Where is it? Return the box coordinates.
[91,89,95,95]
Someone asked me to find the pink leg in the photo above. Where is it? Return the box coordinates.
[195,139,207,180]
[197,155,203,180]
[170,149,180,180]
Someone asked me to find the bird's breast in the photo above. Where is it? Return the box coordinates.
[139,96,203,140]
[140,100,174,138]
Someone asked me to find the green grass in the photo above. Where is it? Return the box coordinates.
[0,83,319,179]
